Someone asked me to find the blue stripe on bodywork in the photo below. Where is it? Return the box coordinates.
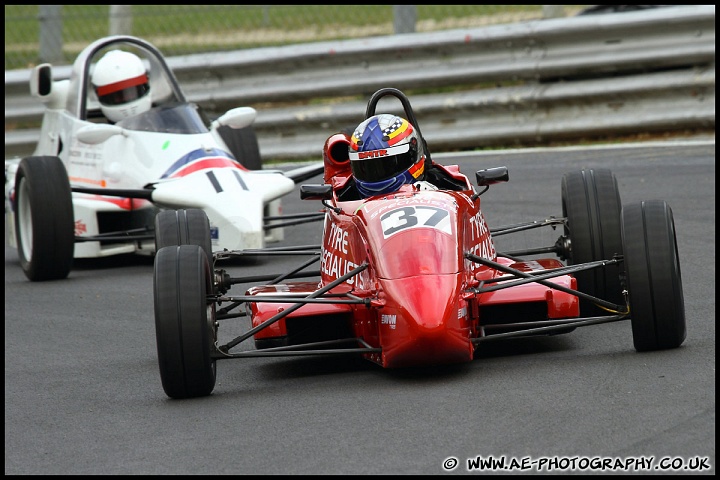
[160,148,237,179]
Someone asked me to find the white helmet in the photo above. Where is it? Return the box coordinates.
[91,50,151,123]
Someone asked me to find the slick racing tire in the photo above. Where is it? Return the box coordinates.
[217,124,262,170]
[13,156,74,281]
[622,201,686,352]
[154,245,217,399]
[154,208,213,268]
[561,169,624,316]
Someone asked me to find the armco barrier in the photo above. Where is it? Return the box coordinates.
[4,5,715,161]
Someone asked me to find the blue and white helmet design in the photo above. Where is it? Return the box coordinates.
[348,114,425,198]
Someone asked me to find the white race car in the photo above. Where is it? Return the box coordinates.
[5,35,323,281]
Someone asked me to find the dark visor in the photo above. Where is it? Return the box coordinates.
[97,82,150,106]
[95,73,150,106]
[351,147,417,183]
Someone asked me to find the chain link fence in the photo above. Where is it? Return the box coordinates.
[5,5,587,71]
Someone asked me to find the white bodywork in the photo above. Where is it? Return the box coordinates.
[5,36,312,259]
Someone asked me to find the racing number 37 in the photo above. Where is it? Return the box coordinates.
[380,206,451,238]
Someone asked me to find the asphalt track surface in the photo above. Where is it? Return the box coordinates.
[5,142,715,475]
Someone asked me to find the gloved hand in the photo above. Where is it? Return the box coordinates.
[413,181,438,191]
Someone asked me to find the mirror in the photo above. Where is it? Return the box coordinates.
[76,124,125,144]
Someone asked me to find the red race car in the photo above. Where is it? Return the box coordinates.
[152,88,686,399]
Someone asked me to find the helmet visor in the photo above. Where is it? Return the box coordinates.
[349,143,417,182]
[96,74,150,106]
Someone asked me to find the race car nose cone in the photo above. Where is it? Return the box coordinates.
[377,274,474,368]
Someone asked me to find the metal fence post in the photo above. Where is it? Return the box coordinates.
[110,5,133,35]
[38,5,63,64]
[542,5,565,18]
[393,5,417,34]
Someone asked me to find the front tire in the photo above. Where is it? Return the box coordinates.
[154,245,217,399]
[13,156,74,281]
[622,201,686,351]
[561,169,624,316]
[154,208,213,265]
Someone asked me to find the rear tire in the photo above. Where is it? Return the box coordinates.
[13,156,74,281]
[561,169,624,316]
[622,201,686,351]
[154,245,217,399]
[217,124,262,170]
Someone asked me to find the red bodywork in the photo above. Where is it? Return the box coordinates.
[247,134,579,368]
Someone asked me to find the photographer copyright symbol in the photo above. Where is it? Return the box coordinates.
[443,457,459,471]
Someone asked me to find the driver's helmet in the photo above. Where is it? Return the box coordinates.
[91,50,151,123]
[348,113,425,198]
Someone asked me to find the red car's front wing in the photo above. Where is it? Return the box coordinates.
[245,257,579,368]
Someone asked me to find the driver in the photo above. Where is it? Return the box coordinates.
[91,50,151,123]
[348,113,435,198]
